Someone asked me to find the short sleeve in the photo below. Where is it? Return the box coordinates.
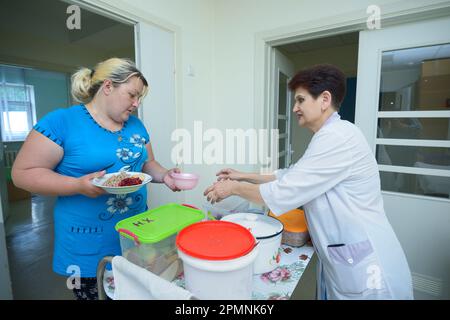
[33,108,67,147]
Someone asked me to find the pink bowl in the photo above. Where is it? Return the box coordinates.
[170,172,199,190]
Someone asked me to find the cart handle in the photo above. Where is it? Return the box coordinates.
[117,228,140,245]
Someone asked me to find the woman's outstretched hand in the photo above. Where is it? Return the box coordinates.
[77,170,107,198]
[163,168,182,192]
[216,168,245,181]
[204,179,239,204]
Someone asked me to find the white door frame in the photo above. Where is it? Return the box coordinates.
[254,2,450,171]
[134,23,182,208]
[271,48,295,169]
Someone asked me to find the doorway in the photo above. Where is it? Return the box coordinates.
[271,32,359,166]
[0,0,135,299]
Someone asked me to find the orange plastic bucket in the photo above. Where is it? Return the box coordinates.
[268,209,310,247]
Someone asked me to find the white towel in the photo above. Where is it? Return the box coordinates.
[112,256,194,300]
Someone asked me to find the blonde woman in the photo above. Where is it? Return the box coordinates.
[12,58,180,300]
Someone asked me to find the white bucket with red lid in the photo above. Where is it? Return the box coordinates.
[176,220,258,300]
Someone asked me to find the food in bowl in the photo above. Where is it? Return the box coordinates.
[92,172,152,194]
[170,172,199,190]
[103,172,146,187]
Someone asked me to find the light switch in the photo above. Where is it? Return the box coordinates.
[187,65,195,77]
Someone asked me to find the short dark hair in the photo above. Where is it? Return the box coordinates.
[288,64,346,109]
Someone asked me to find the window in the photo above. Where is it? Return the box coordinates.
[376,44,450,198]
[0,82,36,142]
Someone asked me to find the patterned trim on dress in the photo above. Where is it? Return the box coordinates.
[33,124,63,146]
[81,104,128,134]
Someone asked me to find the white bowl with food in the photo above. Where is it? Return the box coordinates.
[92,171,152,194]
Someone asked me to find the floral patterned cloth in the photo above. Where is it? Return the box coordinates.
[103,244,315,300]
[251,244,315,300]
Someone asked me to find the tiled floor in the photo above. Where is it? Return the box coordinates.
[5,195,74,300]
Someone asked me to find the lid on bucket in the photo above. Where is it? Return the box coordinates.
[115,203,204,244]
[268,209,308,232]
[221,213,283,239]
[176,221,255,260]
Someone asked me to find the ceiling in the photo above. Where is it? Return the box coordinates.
[0,0,134,68]
[277,32,359,54]
[276,31,450,71]
[382,44,450,71]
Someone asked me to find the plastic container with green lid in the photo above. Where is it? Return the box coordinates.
[115,203,204,281]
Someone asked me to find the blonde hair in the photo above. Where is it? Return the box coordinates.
[71,58,149,104]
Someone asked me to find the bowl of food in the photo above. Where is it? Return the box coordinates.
[92,171,152,194]
[169,172,199,190]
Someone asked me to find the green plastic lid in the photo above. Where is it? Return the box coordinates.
[115,203,204,244]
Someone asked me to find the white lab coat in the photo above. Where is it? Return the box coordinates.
[260,113,413,300]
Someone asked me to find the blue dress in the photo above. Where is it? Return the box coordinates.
[34,104,149,277]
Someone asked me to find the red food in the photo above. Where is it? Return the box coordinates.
[118,177,143,186]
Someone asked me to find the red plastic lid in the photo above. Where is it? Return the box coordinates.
[176,221,256,261]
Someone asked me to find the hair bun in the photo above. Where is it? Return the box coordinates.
[71,68,93,104]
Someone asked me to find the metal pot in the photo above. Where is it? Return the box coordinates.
[221,212,283,274]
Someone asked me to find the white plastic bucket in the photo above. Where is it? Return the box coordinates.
[221,213,283,274]
[177,247,258,300]
[253,233,282,274]
[176,220,258,300]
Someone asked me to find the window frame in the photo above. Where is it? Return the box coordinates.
[0,82,36,142]
[376,98,450,181]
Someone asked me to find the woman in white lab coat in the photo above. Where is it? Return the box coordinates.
[204,64,413,300]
